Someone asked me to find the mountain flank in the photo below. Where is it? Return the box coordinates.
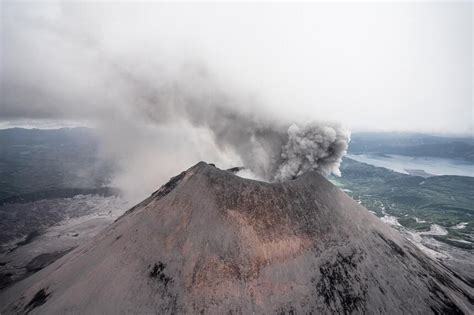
[0,162,472,314]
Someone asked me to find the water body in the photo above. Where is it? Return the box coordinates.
[347,154,474,177]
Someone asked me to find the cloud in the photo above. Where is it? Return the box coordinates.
[0,2,470,198]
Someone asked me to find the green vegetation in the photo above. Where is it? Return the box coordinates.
[331,158,474,248]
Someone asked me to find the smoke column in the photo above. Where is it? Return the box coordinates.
[120,65,351,182]
[202,115,350,182]
[274,123,350,181]
[1,3,352,193]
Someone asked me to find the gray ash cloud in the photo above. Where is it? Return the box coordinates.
[114,66,350,182]
[274,123,350,181]
[1,3,351,196]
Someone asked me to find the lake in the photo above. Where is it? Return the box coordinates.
[347,154,474,177]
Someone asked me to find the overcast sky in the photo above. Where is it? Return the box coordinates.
[1,1,472,135]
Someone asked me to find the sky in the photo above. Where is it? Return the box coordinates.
[0,1,472,197]
[1,1,472,135]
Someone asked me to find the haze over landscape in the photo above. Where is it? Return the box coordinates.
[2,1,472,195]
[0,1,473,314]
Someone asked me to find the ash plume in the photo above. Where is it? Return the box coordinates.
[199,109,351,182]
[1,3,352,196]
[274,123,350,181]
[115,66,350,182]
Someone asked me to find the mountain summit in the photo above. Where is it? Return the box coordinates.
[0,162,472,314]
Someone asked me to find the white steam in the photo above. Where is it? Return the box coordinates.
[1,3,354,198]
[122,68,351,182]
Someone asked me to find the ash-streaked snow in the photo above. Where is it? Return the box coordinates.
[0,195,132,290]
[451,222,468,230]
[379,214,473,280]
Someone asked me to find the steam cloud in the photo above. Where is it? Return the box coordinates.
[192,110,350,182]
[237,121,350,182]
[111,66,351,182]
[192,106,351,182]
[2,3,352,198]
[207,117,350,182]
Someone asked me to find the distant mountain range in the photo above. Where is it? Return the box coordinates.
[1,128,471,201]
[349,132,474,162]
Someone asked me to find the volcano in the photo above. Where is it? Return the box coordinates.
[0,162,472,314]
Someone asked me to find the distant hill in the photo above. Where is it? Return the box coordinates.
[349,132,474,162]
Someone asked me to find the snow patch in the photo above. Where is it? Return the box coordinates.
[381,215,401,227]
[451,222,468,230]
[419,224,448,236]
